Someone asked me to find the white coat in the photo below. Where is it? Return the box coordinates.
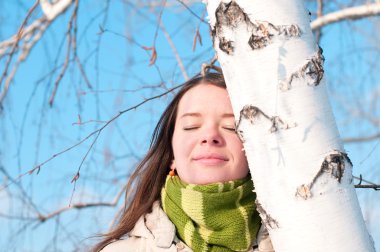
[101,201,274,252]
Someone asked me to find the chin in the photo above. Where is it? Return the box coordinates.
[194,175,230,185]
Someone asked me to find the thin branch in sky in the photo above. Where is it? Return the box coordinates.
[192,8,206,51]
[72,1,92,90]
[314,0,324,43]
[42,184,126,222]
[311,2,380,30]
[49,0,79,106]
[176,0,208,24]
[0,0,39,107]
[343,133,380,143]
[354,175,380,190]
[160,22,189,80]
[153,0,167,45]
[0,83,184,191]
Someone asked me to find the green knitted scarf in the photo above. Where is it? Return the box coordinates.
[161,175,261,252]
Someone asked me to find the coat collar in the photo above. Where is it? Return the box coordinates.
[129,201,176,248]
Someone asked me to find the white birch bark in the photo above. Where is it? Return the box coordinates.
[204,0,375,251]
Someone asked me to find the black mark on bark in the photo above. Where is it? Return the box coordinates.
[215,1,249,29]
[280,46,325,91]
[256,200,279,229]
[248,23,301,50]
[296,150,352,200]
[236,105,296,142]
[211,27,216,46]
[214,1,301,54]
[269,116,296,133]
[319,150,350,183]
[248,23,274,50]
[214,1,248,55]
[235,105,268,142]
[219,37,234,55]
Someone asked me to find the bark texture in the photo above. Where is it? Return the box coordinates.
[204,0,375,251]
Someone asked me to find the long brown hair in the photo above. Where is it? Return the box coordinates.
[93,72,226,251]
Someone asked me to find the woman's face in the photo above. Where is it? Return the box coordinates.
[171,83,249,184]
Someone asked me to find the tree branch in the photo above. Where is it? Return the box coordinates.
[38,184,126,222]
[160,22,189,80]
[1,83,184,191]
[343,132,380,143]
[311,3,380,30]
[39,0,73,21]
[0,0,73,106]
[354,175,380,190]
[48,0,78,106]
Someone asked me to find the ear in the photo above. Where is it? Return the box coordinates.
[170,160,176,170]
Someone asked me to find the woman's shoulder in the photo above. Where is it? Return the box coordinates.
[100,201,178,251]
[100,238,136,252]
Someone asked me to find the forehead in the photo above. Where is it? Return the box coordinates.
[177,84,232,115]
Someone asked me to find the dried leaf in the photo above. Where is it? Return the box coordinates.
[192,31,197,51]
[142,46,157,66]
[149,47,157,65]
[192,29,203,51]
[71,172,80,183]
[28,165,40,175]
[142,46,153,51]
[197,30,202,46]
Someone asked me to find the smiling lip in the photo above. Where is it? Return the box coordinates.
[193,154,228,165]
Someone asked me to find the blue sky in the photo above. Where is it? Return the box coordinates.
[0,1,379,251]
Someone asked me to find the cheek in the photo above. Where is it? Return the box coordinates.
[172,130,193,161]
[230,137,249,169]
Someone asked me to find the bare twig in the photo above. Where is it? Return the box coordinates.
[311,3,380,30]
[72,1,92,90]
[315,0,323,43]
[354,175,380,190]
[1,84,184,191]
[0,0,39,104]
[355,185,380,190]
[160,22,189,80]
[1,184,126,223]
[192,9,206,51]
[0,0,39,84]
[153,0,167,45]
[69,129,101,206]
[44,184,126,221]
[48,0,79,106]
[0,0,73,106]
[201,54,220,76]
[176,0,208,24]
[0,166,41,216]
[72,116,107,126]
[343,133,380,143]
[0,17,46,55]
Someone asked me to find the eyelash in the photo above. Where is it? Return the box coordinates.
[183,127,199,131]
[224,127,236,132]
[183,126,236,132]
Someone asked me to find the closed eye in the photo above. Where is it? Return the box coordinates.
[183,126,199,130]
[223,126,236,132]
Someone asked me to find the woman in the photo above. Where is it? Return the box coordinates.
[93,72,274,252]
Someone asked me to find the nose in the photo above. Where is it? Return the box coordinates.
[200,127,224,146]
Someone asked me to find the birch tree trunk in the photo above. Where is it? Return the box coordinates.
[204,0,375,251]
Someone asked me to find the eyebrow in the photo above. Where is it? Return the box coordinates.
[179,112,235,119]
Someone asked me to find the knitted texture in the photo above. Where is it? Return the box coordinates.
[161,175,261,252]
